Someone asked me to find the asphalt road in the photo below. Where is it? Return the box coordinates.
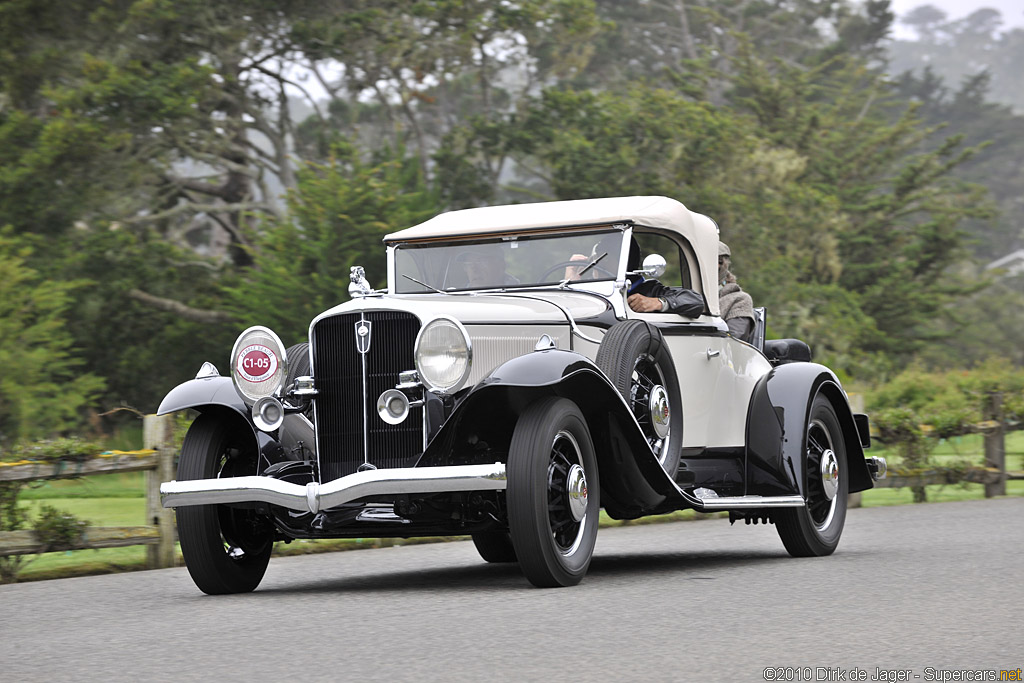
[2,499,1021,683]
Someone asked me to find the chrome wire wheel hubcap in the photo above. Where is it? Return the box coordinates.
[566,464,588,522]
[548,430,588,555]
[630,354,671,464]
[648,385,671,439]
[820,449,839,501]
[807,419,839,531]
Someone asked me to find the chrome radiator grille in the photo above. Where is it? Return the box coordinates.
[311,311,422,482]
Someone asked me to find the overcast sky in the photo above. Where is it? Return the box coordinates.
[888,0,1024,30]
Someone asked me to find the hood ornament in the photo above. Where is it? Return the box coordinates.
[349,266,373,298]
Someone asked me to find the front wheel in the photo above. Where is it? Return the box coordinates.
[471,531,517,563]
[775,394,848,557]
[176,414,274,594]
[508,397,599,587]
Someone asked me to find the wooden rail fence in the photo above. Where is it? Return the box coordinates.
[0,414,177,569]
[0,398,1020,566]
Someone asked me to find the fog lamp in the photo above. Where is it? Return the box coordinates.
[377,389,411,425]
[253,395,285,432]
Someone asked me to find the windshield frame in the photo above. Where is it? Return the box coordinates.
[387,225,630,295]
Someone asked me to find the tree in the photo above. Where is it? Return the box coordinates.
[225,144,440,344]
[441,41,989,373]
[0,0,287,264]
[55,225,237,414]
[573,0,892,99]
[727,50,992,361]
[291,1,600,178]
[889,6,1024,113]
[0,230,103,447]
[894,69,1024,261]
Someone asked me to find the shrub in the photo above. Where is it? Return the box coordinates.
[32,504,89,552]
[867,362,1024,502]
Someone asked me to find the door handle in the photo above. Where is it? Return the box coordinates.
[707,348,720,359]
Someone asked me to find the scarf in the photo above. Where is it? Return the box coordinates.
[719,281,754,321]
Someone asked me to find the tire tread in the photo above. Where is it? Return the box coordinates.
[177,415,272,594]
[508,397,598,587]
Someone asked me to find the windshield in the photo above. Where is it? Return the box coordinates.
[393,229,624,293]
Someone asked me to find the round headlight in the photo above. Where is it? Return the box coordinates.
[230,326,288,404]
[415,317,472,394]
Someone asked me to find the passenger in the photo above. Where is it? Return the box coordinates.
[459,245,519,288]
[717,241,755,342]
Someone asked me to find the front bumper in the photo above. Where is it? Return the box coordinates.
[160,463,507,514]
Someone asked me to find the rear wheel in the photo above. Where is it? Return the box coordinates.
[177,414,274,594]
[775,394,848,557]
[508,397,599,587]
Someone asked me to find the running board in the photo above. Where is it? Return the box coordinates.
[693,495,805,511]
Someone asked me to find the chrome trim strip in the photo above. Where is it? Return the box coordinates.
[359,311,370,468]
[308,331,323,483]
[694,495,805,510]
[422,395,428,453]
[161,463,508,514]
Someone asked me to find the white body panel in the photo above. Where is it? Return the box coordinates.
[631,311,772,448]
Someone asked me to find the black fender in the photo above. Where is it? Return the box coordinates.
[156,375,279,460]
[745,362,872,498]
[419,349,690,517]
[158,375,248,418]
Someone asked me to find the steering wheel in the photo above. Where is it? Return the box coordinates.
[541,261,617,281]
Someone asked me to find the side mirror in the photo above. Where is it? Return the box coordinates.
[641,254,667,278]
[349,265,373,298]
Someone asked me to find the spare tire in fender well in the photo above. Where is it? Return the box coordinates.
[594,320,683,479]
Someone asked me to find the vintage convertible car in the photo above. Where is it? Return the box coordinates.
[159,196,886,593]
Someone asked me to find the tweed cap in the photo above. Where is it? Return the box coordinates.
[719,241,731,258]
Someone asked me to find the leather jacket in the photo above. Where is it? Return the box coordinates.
[629,277,706,317]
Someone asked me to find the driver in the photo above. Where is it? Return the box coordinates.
[623,239,704,316]
[565,237,704,316]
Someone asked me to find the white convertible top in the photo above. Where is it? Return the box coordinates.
[385,195,705,241]
[384,196,722,312]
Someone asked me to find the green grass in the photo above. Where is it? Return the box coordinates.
[861,480,1024,507]
[10,545,151,581]
[20,471,147,500]
[21,497,147,526]
[857,429,1023,506]
[866,430,1024,470]
[6,433,1022,583]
